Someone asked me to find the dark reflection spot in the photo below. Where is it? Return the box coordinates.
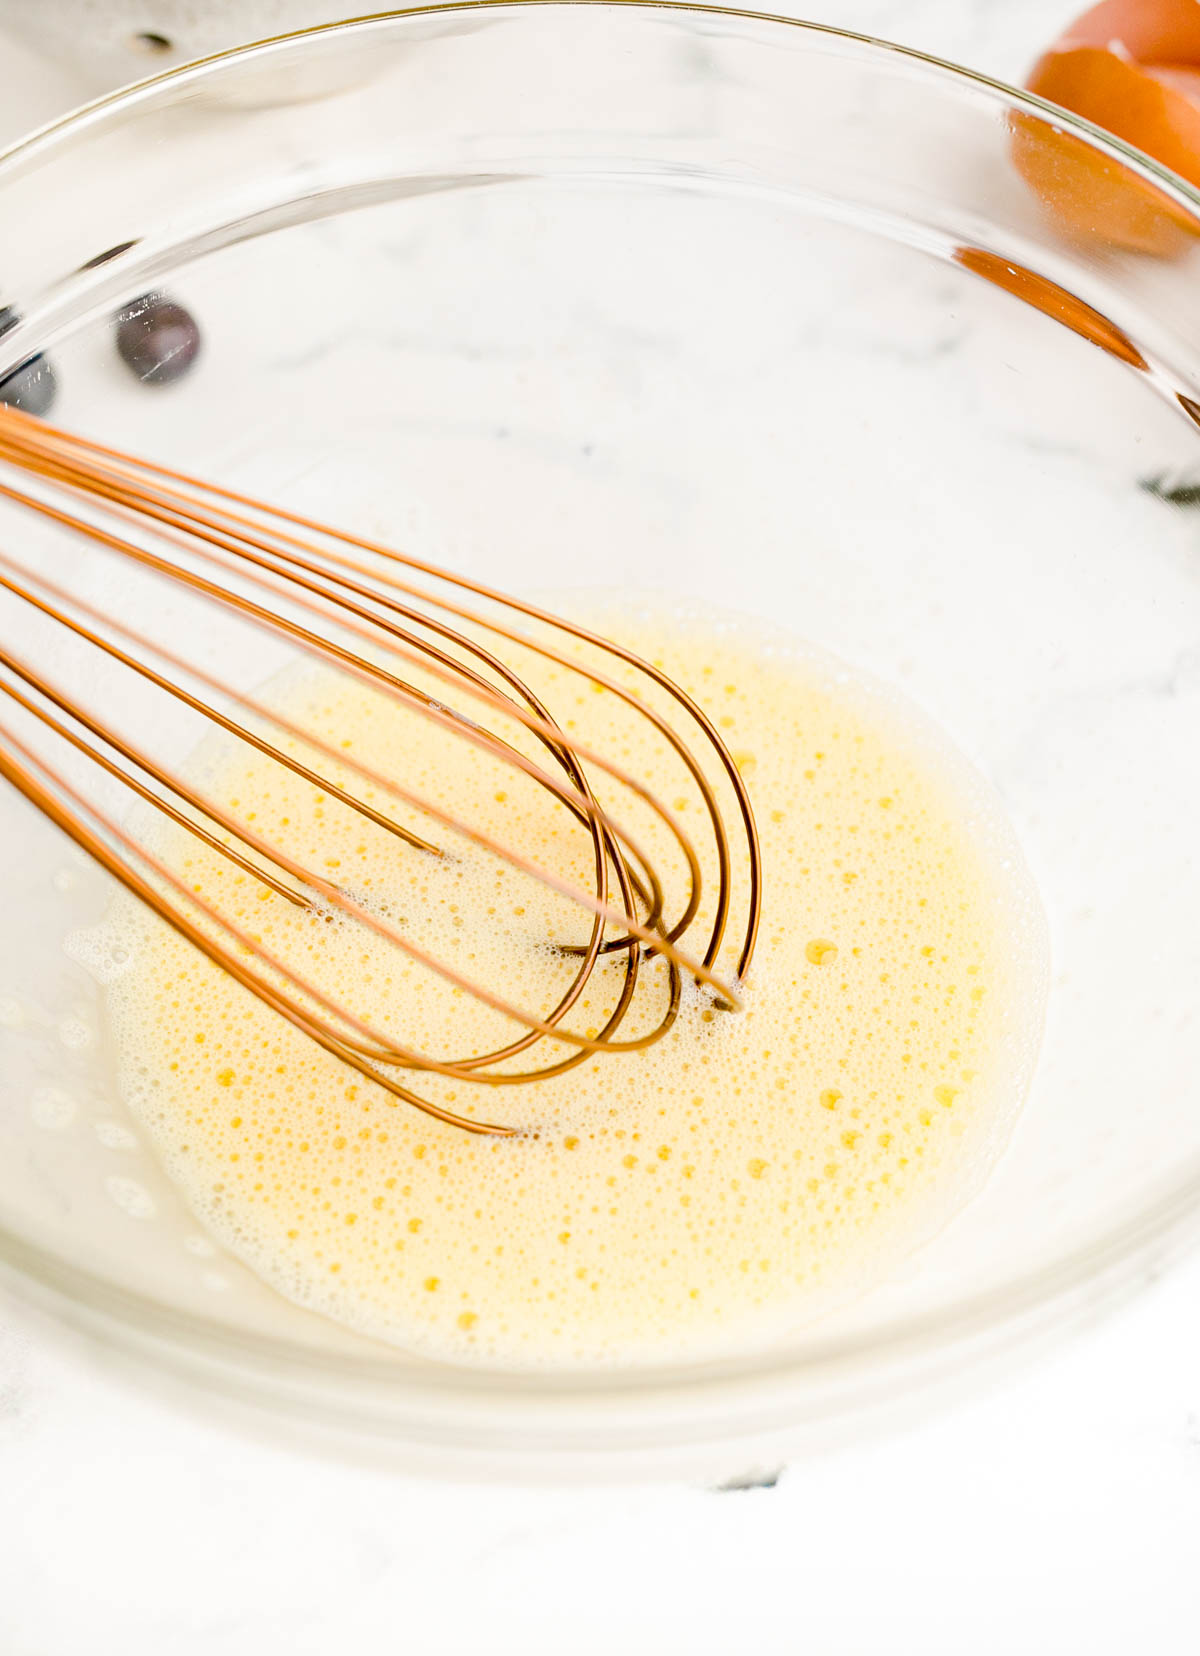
[1141,473,1200,507]
[0,305,57,416]
[713,1466,783,1492]
[79,240,140,272]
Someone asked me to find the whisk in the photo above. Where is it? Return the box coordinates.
[0,403,760,1135]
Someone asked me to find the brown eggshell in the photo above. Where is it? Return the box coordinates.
[1014,0,1200,253]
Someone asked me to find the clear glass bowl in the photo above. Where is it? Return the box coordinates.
[4,3,1200,1482]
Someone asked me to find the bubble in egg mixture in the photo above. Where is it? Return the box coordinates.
[103,612,1047,1366]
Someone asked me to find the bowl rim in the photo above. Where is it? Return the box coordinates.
[4,0,1200,1440]
[7,0,1200,222]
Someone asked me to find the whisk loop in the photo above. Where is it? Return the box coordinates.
[0,404,761,1134]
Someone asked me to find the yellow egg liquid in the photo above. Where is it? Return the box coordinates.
[103,609,1046,1366]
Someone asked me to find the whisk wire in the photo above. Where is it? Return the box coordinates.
[0,404,761,1134]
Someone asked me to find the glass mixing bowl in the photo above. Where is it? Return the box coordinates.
[4,2,1200,1482]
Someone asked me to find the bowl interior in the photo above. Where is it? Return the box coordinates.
[3,3,1200,1458]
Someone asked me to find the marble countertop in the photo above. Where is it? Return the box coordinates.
[3,5,1200,1653]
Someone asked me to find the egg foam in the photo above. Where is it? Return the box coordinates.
[101,607,1047,1367]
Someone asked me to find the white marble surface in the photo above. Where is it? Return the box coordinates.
[3,5,1200,1653]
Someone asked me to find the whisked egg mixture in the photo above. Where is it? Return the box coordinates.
[100,610,1046,1364]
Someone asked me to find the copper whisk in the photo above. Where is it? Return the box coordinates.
[0,404,761,1136]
